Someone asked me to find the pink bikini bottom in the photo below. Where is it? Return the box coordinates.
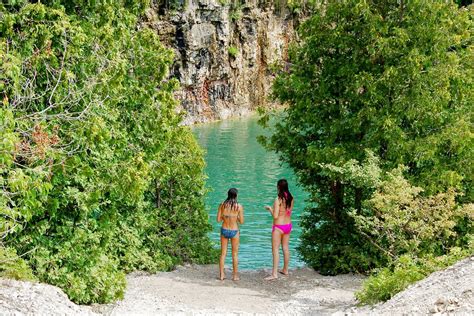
[272,223,292,235]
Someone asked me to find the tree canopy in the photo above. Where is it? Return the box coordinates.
[1,0,215,303]
[264,0,473,274]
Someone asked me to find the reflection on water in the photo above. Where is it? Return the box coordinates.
[193,116,307,270]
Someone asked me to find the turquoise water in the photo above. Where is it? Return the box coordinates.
[192,116,307,270]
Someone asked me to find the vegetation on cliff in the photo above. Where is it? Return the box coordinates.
[0,0,216,304]
[262,0,473,302]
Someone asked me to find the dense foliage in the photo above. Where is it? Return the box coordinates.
[350,157,473,303]
[262,0,473,276]
[350,162,473,261]
[1,0,216,304]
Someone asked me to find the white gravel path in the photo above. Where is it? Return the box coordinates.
[2,257,472,315]
[105,265,364,315]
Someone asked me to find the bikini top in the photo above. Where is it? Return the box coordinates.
[281,192,292,217]
[221,203,240,218]
[281,205,292,217]
[277,205,292,217]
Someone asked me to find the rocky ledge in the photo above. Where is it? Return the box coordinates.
[0,278,98,315]
[144,0,298,124]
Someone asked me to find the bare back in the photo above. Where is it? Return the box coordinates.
[272,197,294,225]
[217,203,244,230]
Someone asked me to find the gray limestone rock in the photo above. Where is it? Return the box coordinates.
[146,1,298,124]
[0,278,98,315]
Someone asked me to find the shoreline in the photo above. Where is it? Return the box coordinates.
[3,258,472,315]
[187,110,261,127]
[96,264,365,315]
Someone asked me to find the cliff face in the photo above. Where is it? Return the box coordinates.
[146,0,296,124]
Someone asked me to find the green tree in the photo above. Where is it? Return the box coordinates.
[263,1,473,274]
[1,1,215,303]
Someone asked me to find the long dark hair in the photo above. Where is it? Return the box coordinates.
[223,188,238,210]
[277,179,293,209]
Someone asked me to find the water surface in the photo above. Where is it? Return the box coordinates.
[193,115,307,270]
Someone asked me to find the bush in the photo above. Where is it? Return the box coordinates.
[0,247,35,281]
[356,255,426,305]
[264,0,473,275]
[356,247,473,305]
[350,166,474,261]
[350,163,473,305]
[229,5,242,21]
[228,46,238,58]
[1,1,215,304]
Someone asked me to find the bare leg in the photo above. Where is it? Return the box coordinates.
[280,233,290,275]
[265,228,282,280]
[231,232,240,281]
[219,235,228,280]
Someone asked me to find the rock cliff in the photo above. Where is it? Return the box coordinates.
[145,0,297,124]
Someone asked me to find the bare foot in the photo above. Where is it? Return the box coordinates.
[279,270,289,276]
[264,275,278,281]
[232,275,240,281]
[219,274,226,281]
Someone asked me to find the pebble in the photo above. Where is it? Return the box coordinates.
[429,305,439,313]
[446,305,456,311]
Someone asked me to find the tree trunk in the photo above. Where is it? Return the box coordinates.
[355,187,363,213]
[331,180,344,222]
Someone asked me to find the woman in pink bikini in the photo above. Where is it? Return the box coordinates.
[264,179,294,280]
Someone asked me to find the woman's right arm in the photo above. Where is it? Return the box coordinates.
[272,198,280,219]
[217,204,223,223]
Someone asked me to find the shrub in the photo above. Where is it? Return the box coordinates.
[228,46,238,58]
[356,247,473,305]
[350,163,473,305]
[0,247,35,281]
[1,1,215,304]
[356,255,425,305]
[350,166,474,261]
[229,5,242,21]
[263,0,473,275]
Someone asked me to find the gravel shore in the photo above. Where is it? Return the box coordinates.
[2,257,473,315]
[101,265,365,315]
